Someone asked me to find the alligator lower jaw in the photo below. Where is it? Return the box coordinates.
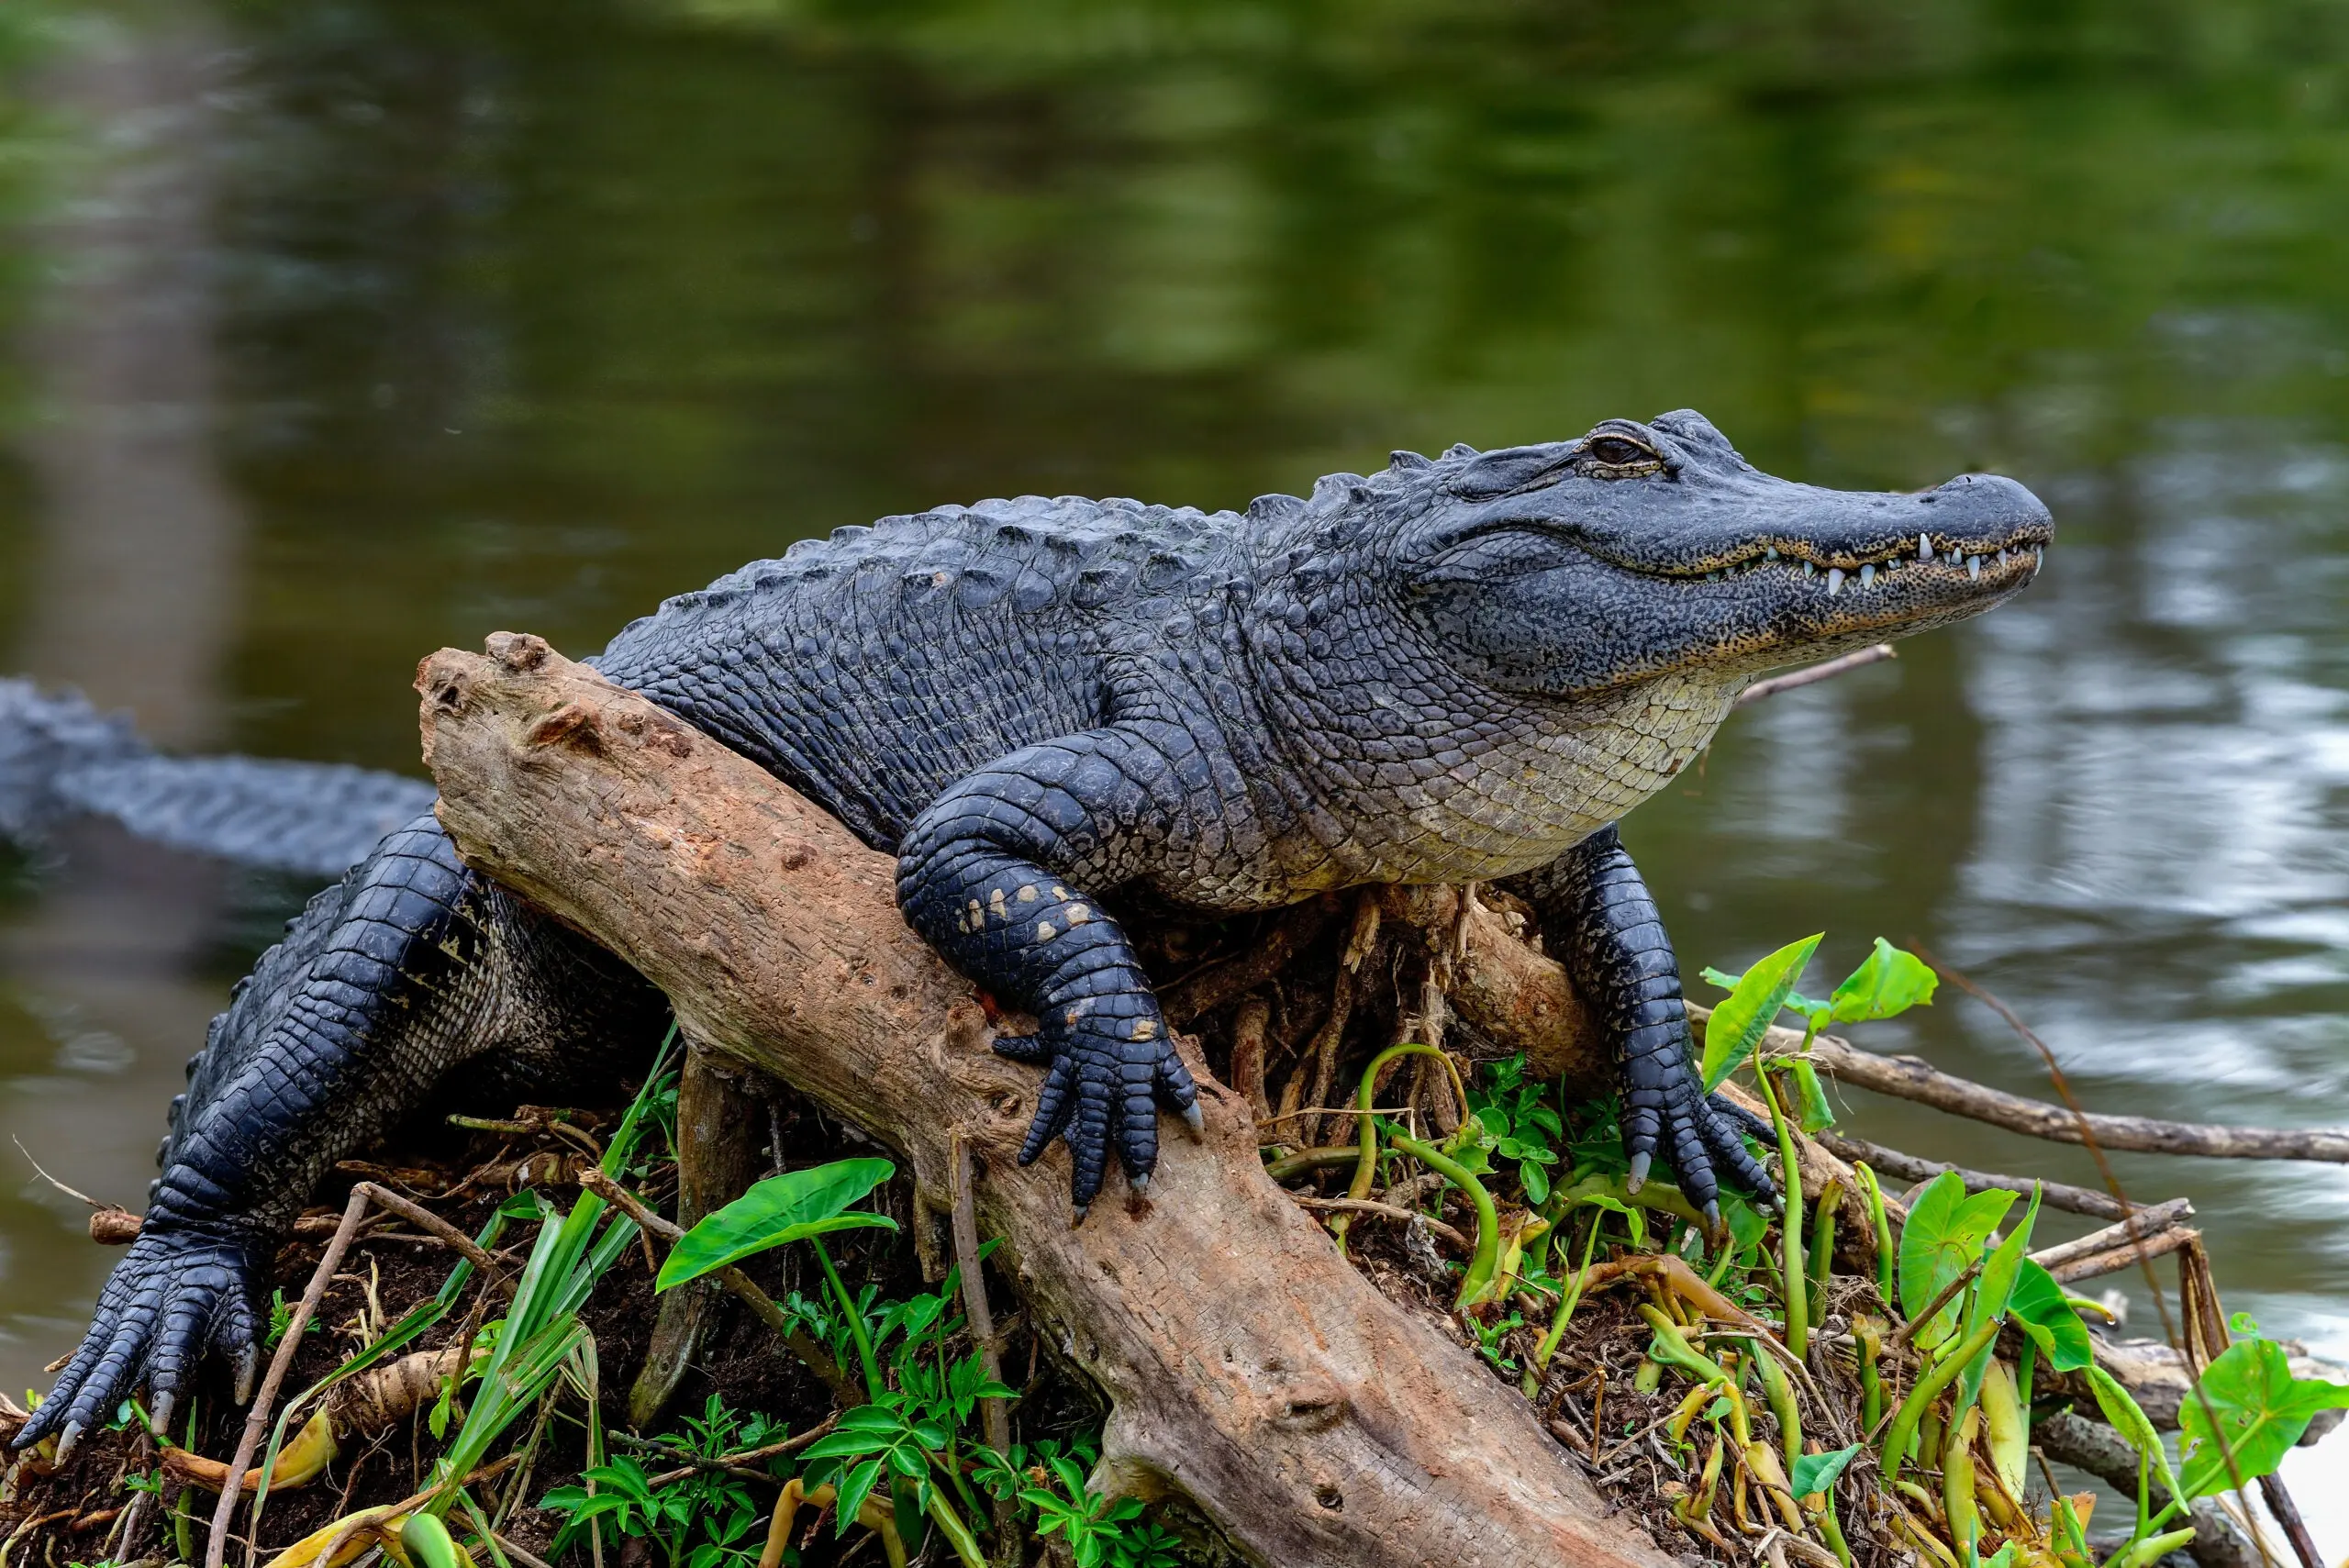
[1677,539,2045,593]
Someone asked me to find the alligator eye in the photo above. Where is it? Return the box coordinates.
[1583,435,1661,472]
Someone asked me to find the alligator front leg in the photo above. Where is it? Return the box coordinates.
[1508,825,1780,1228]
[896,725,1207,1218]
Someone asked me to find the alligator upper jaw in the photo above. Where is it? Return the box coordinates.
[1640,530,2050,597]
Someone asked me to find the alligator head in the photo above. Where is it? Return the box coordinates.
[1269,407,2053,699]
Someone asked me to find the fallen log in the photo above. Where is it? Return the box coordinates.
[416,634,1672,1568]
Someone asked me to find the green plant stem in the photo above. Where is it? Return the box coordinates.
[1754,1064,1808,1359]
[1335,1045,1469,1254]
[1807,1180,1840,1335]
[1753,1339,1802,1470]
[920,1486,986,1568]
[1817,1497,1854,1568]
[810,1238,884,1403]
[1534,1212,1604,1369]
[1387,1129,1499,1309]
[2016,1340,2037,1413]
[1854,1162,1895,1304]
[1879,1318,2002,1479]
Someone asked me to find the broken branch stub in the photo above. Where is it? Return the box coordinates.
[416,634,1672,1568]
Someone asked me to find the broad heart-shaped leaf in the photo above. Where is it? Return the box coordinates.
[1827,938,1938,1023]
[657,1157,897,1290]
[2089,1363,2182,1504]
[1790,1442,1863,1500]
[2009,1259,2094,1372]
[1699,968,1829,1021]
[2179,1337,2349,1498]
[1898,1173,2015,1351]
[1700,933,1822,1092]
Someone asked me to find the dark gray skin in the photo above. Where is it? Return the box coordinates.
[17,409,2051,1455]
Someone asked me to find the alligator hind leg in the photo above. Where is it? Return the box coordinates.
[17,813,655,1452]
[1506,824,1780,1228]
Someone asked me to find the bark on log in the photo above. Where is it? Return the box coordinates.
[416,635,1670,1568]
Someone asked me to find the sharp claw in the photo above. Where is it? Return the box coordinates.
[1702,1201,1723,1242]
[54,1420,83,1465]
[1070,1204,1089,1228]
[1130,1171,1151,1198]
[149,1391,176,1439]
[233,1343,259,1406]
[1626,1151,1651,1194]
[1180,1102,1206,1137]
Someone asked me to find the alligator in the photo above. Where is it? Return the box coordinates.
[14,410,2051,1452]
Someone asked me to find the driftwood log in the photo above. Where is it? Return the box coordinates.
[416,634,1674,1568]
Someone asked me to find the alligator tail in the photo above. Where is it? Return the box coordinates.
[0,677,437,876]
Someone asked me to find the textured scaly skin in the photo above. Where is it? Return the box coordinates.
[17,410,2053,1449]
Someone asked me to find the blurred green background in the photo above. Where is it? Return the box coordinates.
[0,0,2343,1528]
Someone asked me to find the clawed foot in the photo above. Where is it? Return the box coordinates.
[1621,1066,1783,1232]
[993,1007,1201,1218]
[14,1227,263,1457]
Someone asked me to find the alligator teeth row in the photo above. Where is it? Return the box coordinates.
[1701,542,2044,593]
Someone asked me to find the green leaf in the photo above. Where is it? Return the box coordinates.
[2178,1337,2349,1498]
[833,1457,885,1538]
[1957,1185,2040,1407]
[1520,1161,1551,1206]
[2008,1261,2093,1372]
[1898,1173,2014,1351]
[2088,1363,2182,1504]
[657,1158,897,1290]
[400,1514,468,1568]
[1788,1057,1836,1132]
[1699,934,1822,1092]
[1827,939,1938,1023]
[1790,1442,1863,1500]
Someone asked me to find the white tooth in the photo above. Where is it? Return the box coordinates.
[1803,561,1816,578]
[1860,563,1876,586]
[1998,548,2011,565]
[1826,567,1844,595]
[1967,555,1982,580]
[1919,533,1932,561]
[1765,546,1778,560]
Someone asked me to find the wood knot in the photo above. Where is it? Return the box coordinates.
[613,706,695,758]
[524,702,602,753]
[88,1207,142,1245]
[777,839,814,871]
[484,631,551,672]
[1269,1376,1349,1433]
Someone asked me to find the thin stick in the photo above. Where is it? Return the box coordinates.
[207,1185,370,1568]
[1887,1256,1984,1351]
[1713,1005,2349,1162]
[2045,1225,2198,1284]
[351,1183,509,1286]
[1286,1195,1471,1251]
[11,1138,108,1209]
[1735,644,1896,706]
[949,1137,1016,1554]
[2030,1200,2196,1273]
[1814,1131,2140,1220]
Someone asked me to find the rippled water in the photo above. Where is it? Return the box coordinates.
[0,0,2343,1538]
